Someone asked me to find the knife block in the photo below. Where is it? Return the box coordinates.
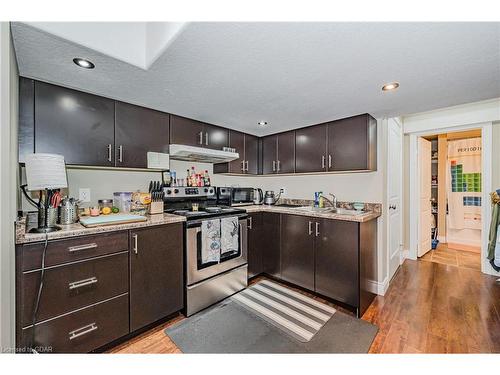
[149,201,164,215]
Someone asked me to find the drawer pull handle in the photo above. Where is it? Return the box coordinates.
[132,234,138,254]
[68,323,98,340]
[68,243,98,253]
[68,277,98,290]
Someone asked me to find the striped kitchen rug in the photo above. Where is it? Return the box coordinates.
[232,280,336,342]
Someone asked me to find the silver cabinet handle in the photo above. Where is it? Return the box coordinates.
[322,155,326,169]
[328,154,332,168]
[68,243,98,253]
[205,132,209,146]
[272,160,276,172]
[315,222,320,237]
[308,221,313,235]
[132,234,138,254]
[118,145,123,163]
[245,160,249,172]
[69,323,98,340]
[239,223,243,251]
[248,216,253,229]
[277,160,280,172]
[69,277,98,290]
[107,144,112,162]
[199,131,203,145]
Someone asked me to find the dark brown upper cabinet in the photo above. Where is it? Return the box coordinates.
[130,223,184,332]
[115,102,170,168]
[34,81,115,166]
[214,130,259,174]
[170,115,228,150]
[327,114,377,171]
[261,131,295,174]
[295,124,328,173]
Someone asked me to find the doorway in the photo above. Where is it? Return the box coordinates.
[413,128,484,271]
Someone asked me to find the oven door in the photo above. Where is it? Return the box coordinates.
[230,188,255,206]
[186,216,248,286]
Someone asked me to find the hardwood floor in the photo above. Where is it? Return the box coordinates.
[419,243,481,271]
[109,259,500,354]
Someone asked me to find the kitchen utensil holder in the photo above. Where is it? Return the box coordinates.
[149,201,163,215]
[39,207,58,227]
[60,204,79,225]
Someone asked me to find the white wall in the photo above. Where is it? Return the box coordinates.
[0,22,18,352]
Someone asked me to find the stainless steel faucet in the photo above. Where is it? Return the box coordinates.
[321,193,337,210]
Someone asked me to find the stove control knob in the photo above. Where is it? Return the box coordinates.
[166,189,172,195]
[174,189,179,194]
[203,188,208,193]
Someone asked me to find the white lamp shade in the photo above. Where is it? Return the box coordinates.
[25,153,68,191]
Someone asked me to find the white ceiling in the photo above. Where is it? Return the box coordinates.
[11,22,500,136]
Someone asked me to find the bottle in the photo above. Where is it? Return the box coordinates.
[205,170,211,187]
[191,167,196,187]
[186,169,191,187]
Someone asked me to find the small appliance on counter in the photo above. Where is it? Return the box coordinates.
[217,187,263,206]
[263,190,281,205]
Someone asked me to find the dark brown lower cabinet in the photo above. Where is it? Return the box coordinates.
[280,214,315,291]
[129,223,184,331]
[248,212,263,278]
[261,212,281,278]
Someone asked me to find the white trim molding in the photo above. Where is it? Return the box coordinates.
[366,277,390,296]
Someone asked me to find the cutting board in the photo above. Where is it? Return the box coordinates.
[80,214,148,228]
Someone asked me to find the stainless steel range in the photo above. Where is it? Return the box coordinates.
[163,186,248,316]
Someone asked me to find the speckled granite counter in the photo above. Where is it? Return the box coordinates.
[15,213,186,244]
[243,199,381,223]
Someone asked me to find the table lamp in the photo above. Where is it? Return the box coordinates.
[25,153,68,233]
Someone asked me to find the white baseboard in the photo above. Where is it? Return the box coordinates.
[400,248,410,264]
[366,276,389,296]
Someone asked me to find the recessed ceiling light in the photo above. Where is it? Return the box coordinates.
[382,82,399,91]
[258,121,268,126]
[73,58,95,69]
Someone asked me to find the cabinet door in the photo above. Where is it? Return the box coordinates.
[204,123,229,150]
[130,223,184,331]
[295,124,328,173]
[34,81,115,166]
[248,213,263,278]
[315,219,359,306]
[245,134,259,174]
[281,214,315,291]
[262,135,278,174]
[228,130,246,173]
[115,102,170,168]
[170,115,205,147]
[328,114,376,171]
[276,131,295,174]
[262,212,281,278]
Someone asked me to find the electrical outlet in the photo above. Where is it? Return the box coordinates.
[280,187,286,195]
[79,188,91,203]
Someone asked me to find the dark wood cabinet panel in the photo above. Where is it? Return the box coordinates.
[170,115,204,147]
[20,252,128,327]
[277,131,295,174]
[204,123,229,150]
[262,212,281,278]
[295,124,327,173]
[315,219,359,307]
[130,223,184,331]
[262,135,278,174]
[228,130,246,173]
[328,114,377,171]
[248,212,263,278]
[18,77,35,163]
[34,81,115,166]
[280,214,315,290]
[115,102,169,168]
[245,134,259,174]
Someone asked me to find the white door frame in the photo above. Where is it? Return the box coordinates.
[386,118,404,281]
[408,121,494,275]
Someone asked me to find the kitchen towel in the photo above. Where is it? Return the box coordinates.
[220,216,239,255]
[201,219,221,264]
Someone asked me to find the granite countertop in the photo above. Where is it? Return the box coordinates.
[15,213,186,244]
[244,199,382,223]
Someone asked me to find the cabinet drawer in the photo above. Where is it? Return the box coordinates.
[20,231,129,271]
[20,252,129,327]
[21,294,129,353]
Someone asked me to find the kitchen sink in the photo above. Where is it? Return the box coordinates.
[292,206,366,215]
[274,203,302,208]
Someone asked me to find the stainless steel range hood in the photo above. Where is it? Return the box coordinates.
[169,144,239,163]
